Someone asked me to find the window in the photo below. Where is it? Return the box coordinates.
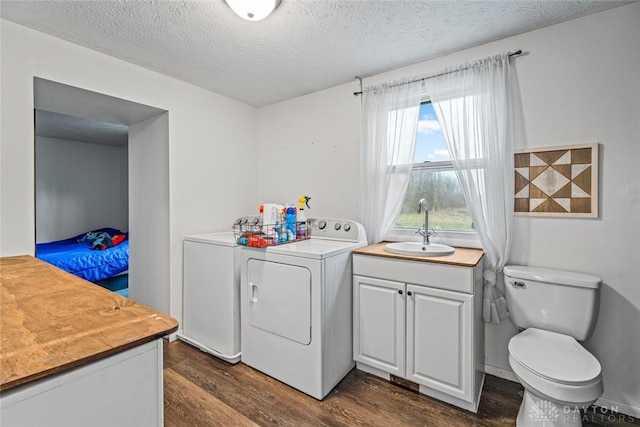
[394,102,475,233]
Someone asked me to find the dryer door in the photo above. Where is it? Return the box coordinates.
[247,259,311,345]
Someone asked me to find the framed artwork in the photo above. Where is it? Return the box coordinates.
[514,142,599,218]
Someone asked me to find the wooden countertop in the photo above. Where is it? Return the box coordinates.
[352,242,484,267]
[0,255,178,392]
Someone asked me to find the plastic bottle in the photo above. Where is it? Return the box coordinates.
[286,206,297,241]
[296,196,310,240]
[278,225,288,243]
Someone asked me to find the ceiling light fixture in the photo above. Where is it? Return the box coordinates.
[224,0,282,21]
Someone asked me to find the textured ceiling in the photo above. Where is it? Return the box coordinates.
[1,0,630,107]
[36,110,129,146]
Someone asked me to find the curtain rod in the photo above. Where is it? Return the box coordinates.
[353,50,523,96]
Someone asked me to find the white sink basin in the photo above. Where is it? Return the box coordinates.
[384,242,455,257]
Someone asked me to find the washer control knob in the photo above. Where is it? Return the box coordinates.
[318,220,327,230]
[344,223,351,232]
[334,223,342,231]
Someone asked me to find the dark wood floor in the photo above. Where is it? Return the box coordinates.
[164,340,638,427]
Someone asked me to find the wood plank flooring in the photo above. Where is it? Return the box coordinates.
[164,340,638,427]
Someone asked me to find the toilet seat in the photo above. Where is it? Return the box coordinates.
[509,328,601,385]
[508,328,603,406]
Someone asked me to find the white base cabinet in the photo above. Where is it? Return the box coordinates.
[0,340,164,427]
[353,254,484,412]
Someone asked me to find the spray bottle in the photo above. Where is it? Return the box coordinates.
[297,196,311,239]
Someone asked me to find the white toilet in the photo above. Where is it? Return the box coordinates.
[504,265,603,427]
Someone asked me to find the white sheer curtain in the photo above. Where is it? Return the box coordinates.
[360,80,424,244]
[428,54,516,324]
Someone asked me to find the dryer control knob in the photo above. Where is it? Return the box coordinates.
[334,223,341,231]
[318,220,327,230]
[344,223,351,232]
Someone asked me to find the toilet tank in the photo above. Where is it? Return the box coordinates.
[503,265,601,341]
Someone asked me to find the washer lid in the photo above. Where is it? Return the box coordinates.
[504,265,601,289]
[508,328,601,385]
[184,231,236,246]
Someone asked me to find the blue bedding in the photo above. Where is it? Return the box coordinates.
[36,228,129,282]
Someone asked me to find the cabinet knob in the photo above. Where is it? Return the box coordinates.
[398,290,403,295]
[407,291,412,296]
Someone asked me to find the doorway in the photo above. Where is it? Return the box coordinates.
[33,77,171,315]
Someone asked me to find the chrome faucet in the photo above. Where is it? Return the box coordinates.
[416,198,435,245]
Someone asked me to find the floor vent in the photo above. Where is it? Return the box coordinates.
[390,375,420,392]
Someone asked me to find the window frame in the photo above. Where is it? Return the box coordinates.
[384,102,481,248]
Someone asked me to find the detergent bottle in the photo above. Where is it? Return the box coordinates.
[297,196,311,239]
[285,205,297,241]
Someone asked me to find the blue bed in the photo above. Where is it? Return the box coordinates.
[36,228,129,283]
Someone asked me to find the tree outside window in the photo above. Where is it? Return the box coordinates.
[394,102,474,232]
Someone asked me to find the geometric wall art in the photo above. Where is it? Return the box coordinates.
[514,142,599,218]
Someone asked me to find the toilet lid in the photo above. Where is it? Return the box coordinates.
[509,328,601,385]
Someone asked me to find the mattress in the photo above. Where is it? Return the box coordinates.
[36,228,129,283]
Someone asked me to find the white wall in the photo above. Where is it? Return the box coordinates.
[120,144,129,230]
[256,84,361,218]
[35,137,128,243]
[129,113,170,314]
[1,19,258,332]
[255,3,640,415]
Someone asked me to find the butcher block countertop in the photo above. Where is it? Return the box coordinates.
[353,242,484,267]
[0,255,178,392]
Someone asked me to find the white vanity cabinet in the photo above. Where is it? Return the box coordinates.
[353,276,406,377]
[352,248,484,413]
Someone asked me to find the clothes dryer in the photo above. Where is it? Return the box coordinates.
[240,218,367,399]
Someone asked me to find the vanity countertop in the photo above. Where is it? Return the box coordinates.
[0,255,178,392]
[353,242,484,267]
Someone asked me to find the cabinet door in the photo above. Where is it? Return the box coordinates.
[406,284,473,402]
[353,275,405,376]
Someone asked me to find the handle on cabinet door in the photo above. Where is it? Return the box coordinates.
[398,290,403,295]
[249,282,258,303]
[407,291,412,296]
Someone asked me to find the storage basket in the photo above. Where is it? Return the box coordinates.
[234,221,311,247]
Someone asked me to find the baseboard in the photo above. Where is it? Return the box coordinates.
[595,395,640,419]
[484,364,518,383]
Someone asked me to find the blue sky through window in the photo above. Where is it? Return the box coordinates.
[414,102,450,163]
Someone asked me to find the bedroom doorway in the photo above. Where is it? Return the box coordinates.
[33,78,171,315]
[34,109,131,296]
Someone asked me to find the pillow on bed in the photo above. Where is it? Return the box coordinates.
[72,228,124,240]
[77,229,127,250]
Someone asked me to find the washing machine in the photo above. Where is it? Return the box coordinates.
[179,217,258,363]
[239,218,367,399]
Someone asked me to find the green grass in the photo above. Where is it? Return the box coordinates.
[396,209,473,231]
